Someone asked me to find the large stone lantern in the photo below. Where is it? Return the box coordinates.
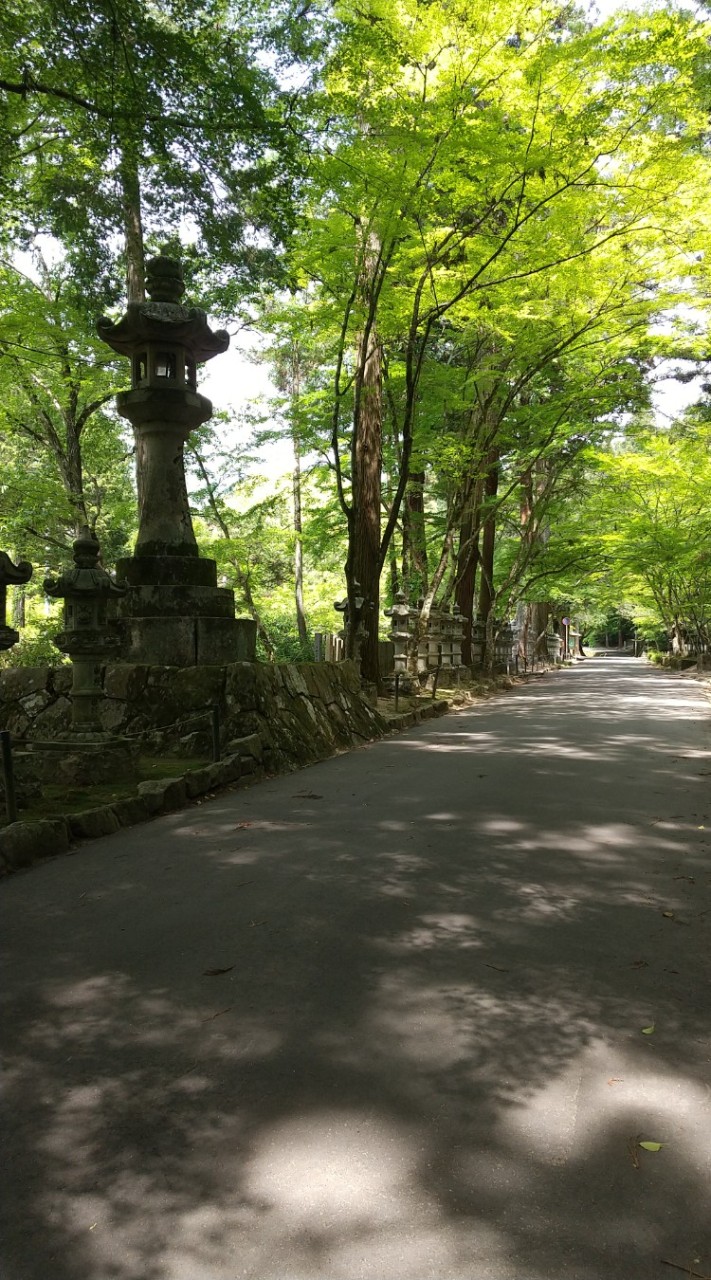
[98,253,228,560]
[97,253,256,666]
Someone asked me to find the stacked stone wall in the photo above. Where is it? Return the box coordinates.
[0,659,388,773]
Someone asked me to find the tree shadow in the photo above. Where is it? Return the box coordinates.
[2,659,711,1278]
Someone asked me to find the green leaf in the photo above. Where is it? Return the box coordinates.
[641,1024,655,1035]
[638,1141,664,1151]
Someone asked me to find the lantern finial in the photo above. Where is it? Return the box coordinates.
[145,253,186,304]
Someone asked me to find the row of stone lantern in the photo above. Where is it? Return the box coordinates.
[383,595,469,679]
[409,601,469,675]
[383,598,523,676]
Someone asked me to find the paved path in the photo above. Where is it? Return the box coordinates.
[2,658,711,1280]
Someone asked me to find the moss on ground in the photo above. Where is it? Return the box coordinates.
[13,754,211,821]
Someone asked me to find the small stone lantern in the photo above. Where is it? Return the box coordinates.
[470,616,486,667]
[384,591,412,692]
[546,630,563,663]
[334,579,372,664]
[0,552,33,652]
[44,531,126,735]
[452,603,467,671]
[440,604,454,670]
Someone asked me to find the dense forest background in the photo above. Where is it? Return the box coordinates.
[2,0,711,681]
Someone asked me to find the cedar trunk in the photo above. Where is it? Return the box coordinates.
[402,470,428,598]
[120,155,145,304]
[477,447,500,663]
[292,428,308,648]
[455,473,485,665]
[348,320,382,685]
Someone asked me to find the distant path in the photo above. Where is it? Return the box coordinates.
[2,658,711,1280]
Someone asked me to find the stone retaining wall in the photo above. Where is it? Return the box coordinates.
[0,660,452,875]
[0,659,387,774]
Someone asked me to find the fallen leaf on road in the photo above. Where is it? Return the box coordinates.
[641,1024,655,1035]
[607,1077,624,1085]
[639,1140,664,1151]
[202,966,234,977]
[233,821,253,829]
[200,1006,233,1022]
[662,911,676,919]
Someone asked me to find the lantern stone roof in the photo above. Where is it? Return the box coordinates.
[0,552,33,587]
[44,531,126,599]
[97,253,230,364]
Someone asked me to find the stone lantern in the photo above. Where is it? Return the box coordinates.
[439,604,454,670]
[546,631,563,663]
[44,531,126,735]
[451,602,467,671]
[0,553,33,652]
[384,591,413,692]
[98,253,228,560]
[97,252,255,667]
[470,616,486,667]
[334,580,372,665]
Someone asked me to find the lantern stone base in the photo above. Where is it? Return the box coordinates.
[383,672,414,695]
[114,554,257,666]
[24,737,139,787]
[120,615,257,666]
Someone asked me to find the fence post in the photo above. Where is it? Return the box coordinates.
[1,730,17,825]
[211,705,221,763]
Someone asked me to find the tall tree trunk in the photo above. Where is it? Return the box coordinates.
[63,416,89,533]
[120,152,145,304]
[455,474,485,665]
[119,150,146,520]
[477,446,500,664]
[402,469,428,598]
[12,587,26,629]
[292,424,308,649]
[530,601,550,662]
[347,229,383,687]
[348,317,382,684]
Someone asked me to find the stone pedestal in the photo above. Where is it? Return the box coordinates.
[114,554,256,666]
[26,738,139,786]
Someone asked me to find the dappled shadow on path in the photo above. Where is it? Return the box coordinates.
[2,660,711,1279]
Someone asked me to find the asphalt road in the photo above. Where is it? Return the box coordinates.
[2,657,711,1280]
